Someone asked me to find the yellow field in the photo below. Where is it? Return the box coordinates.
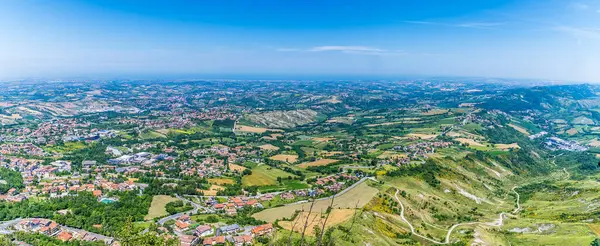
[495,143,520,150]
[270,154,298,163]
[298,159,338,168]
[455,138,485,146]
[377,151,408,159]
[421,109,448,116]
[198,184,225,196]
[566,128,579,135]
[312,137,334,142]
[236,125,269,133]
[589,224,600,237]
[278,209,355,235]
[322,151,344,157]
[145,195,179,220]
[229,163,247,172]
[155,129,171,135]
[236,125,283,133]
[508,124,530,135]
[259,144,280,151]
[588,139,600,147]
[324,96,342,104]
[208,178,235,185]
[405,133,438,140]
[253,181,378,222]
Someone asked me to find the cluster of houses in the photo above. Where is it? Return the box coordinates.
[206,196,263,216]
[118,115,195,130]
[0,143,46,157]
[0,156,144,201]
[386,141,453,166]
[170,214,274,246]
[179,157,226,178]
[545,137,588,152]
[314,173,360,192]
[62,129,117,142]
[108,151,172,165]
[15,218,115,245]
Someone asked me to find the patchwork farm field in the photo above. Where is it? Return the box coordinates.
[298,158,338,168]
[242,165,296,187]
[270,154,299,163]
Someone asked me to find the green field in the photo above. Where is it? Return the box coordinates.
[144,195,179,220]
[242,165,297,187]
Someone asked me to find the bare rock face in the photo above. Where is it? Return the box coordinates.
[246,109,318,128]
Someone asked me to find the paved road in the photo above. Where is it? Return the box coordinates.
[157,194,213,225]
[0,218,22,235]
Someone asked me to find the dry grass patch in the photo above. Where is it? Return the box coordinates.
[405,133,438,140]
[422,109,448,116]
[270,154,298,163]
[455,138,485,147]
[377,151,408,159]
[566,128,579,136]
[323,96,342,104]
[229,163,247,172]
[253,181,378,222]
[262,133,284,140]
[208,178,235,185]
[145,195,179,220]
[259,144,280,151]
[298,159,338,168]
[236,125,269,133]
[588,139,600,147]
[508,124,530,135]
[322,151,344,157]
[198,185,225,196]
[278,209,355,235]
[495,143,520,150]
[155,129,171,135]
[313,137,334,142]
[588,224,600,237]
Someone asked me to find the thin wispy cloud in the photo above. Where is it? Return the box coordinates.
[555,25,600,40]
[403,20,505,29]
[569,2,589,10]
[275,48,300,52]
[308,46,384,52]
[276,45,405,56]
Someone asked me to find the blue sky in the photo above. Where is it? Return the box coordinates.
[1,0,600,81]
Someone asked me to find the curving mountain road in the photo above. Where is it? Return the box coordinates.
[392,186,521,244]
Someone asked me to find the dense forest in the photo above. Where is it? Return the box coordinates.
[0,168,24,194]
[0,191,151,236]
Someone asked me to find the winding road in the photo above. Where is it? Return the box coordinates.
[157,194,211,225]
[392,186,521,244]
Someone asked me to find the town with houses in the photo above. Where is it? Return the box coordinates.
[3,80,600,245]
